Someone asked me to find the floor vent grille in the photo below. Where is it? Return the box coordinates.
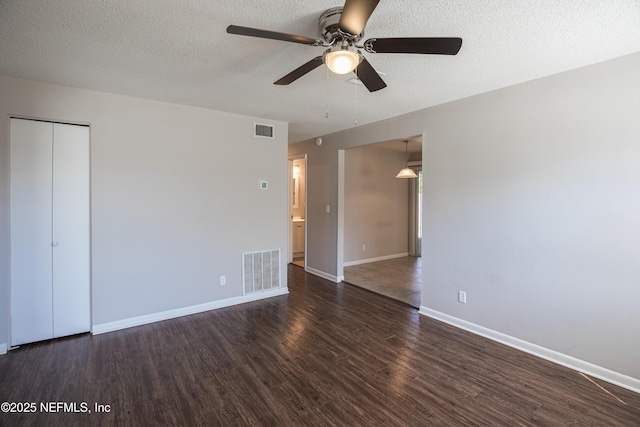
[243,249,281,295]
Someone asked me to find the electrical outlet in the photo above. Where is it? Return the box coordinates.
[220,275,226,286]
[362,244,366,251]
[458,291,467,304]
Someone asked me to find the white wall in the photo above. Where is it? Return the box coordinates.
[344,145,409,263]
[289,52,640,386]
[421,53,640,381]
[0,76,288,344]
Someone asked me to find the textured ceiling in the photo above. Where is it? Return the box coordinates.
[1,1,639,143]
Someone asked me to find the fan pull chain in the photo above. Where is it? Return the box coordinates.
[325,66,330,119]
[354,66,359,126]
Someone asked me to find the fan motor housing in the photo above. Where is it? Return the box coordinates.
[319,7,363,43]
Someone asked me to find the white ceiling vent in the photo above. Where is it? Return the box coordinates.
[254,123,274,139]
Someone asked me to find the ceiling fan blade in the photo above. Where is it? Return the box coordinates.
[339,0,380,36]
[365,37,463,55]
[274,56,324,85]
[355,57,386,92]
[227,25,321,46]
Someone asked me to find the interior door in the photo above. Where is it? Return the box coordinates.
[10,119,55,345]
[52,123,91,337]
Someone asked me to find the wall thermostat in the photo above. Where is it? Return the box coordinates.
[315,137,323,146]
[259,181,268,189]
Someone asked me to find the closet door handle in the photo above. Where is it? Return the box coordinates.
[51,242,59,247]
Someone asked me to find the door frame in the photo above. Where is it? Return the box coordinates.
[288,154,307,267]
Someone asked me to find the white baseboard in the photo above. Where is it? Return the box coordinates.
[93,287,289,335]
[419,307,640,395]
[305,266,341,283]
[343,252,409,267]
[0,342,7,355]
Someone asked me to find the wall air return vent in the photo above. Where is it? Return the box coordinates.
[242,249,281,295]
[254,123,274,139]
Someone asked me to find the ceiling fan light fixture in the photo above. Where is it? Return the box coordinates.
[324,47,361,75]
[227,3,462,91]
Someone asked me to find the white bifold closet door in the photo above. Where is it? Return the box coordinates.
[10,118,90,346]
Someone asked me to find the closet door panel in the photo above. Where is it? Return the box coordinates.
[10,119,54,345]
[52,123,91,337]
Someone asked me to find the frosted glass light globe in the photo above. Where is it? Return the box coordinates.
[324,49,361,75]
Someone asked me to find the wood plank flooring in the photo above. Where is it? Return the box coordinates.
[344,256,421,308]
[1,265,639,426]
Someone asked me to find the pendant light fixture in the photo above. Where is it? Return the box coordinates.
[396,140,418,178]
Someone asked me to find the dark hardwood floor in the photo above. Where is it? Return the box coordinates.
[1,265,639,426]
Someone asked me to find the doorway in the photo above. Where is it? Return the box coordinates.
[288,155,307,268]
[341,136,422,307]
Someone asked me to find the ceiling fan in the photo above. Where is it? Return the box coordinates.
[226,0,462,92]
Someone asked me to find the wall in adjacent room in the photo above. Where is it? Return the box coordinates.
[344,144,409,263]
